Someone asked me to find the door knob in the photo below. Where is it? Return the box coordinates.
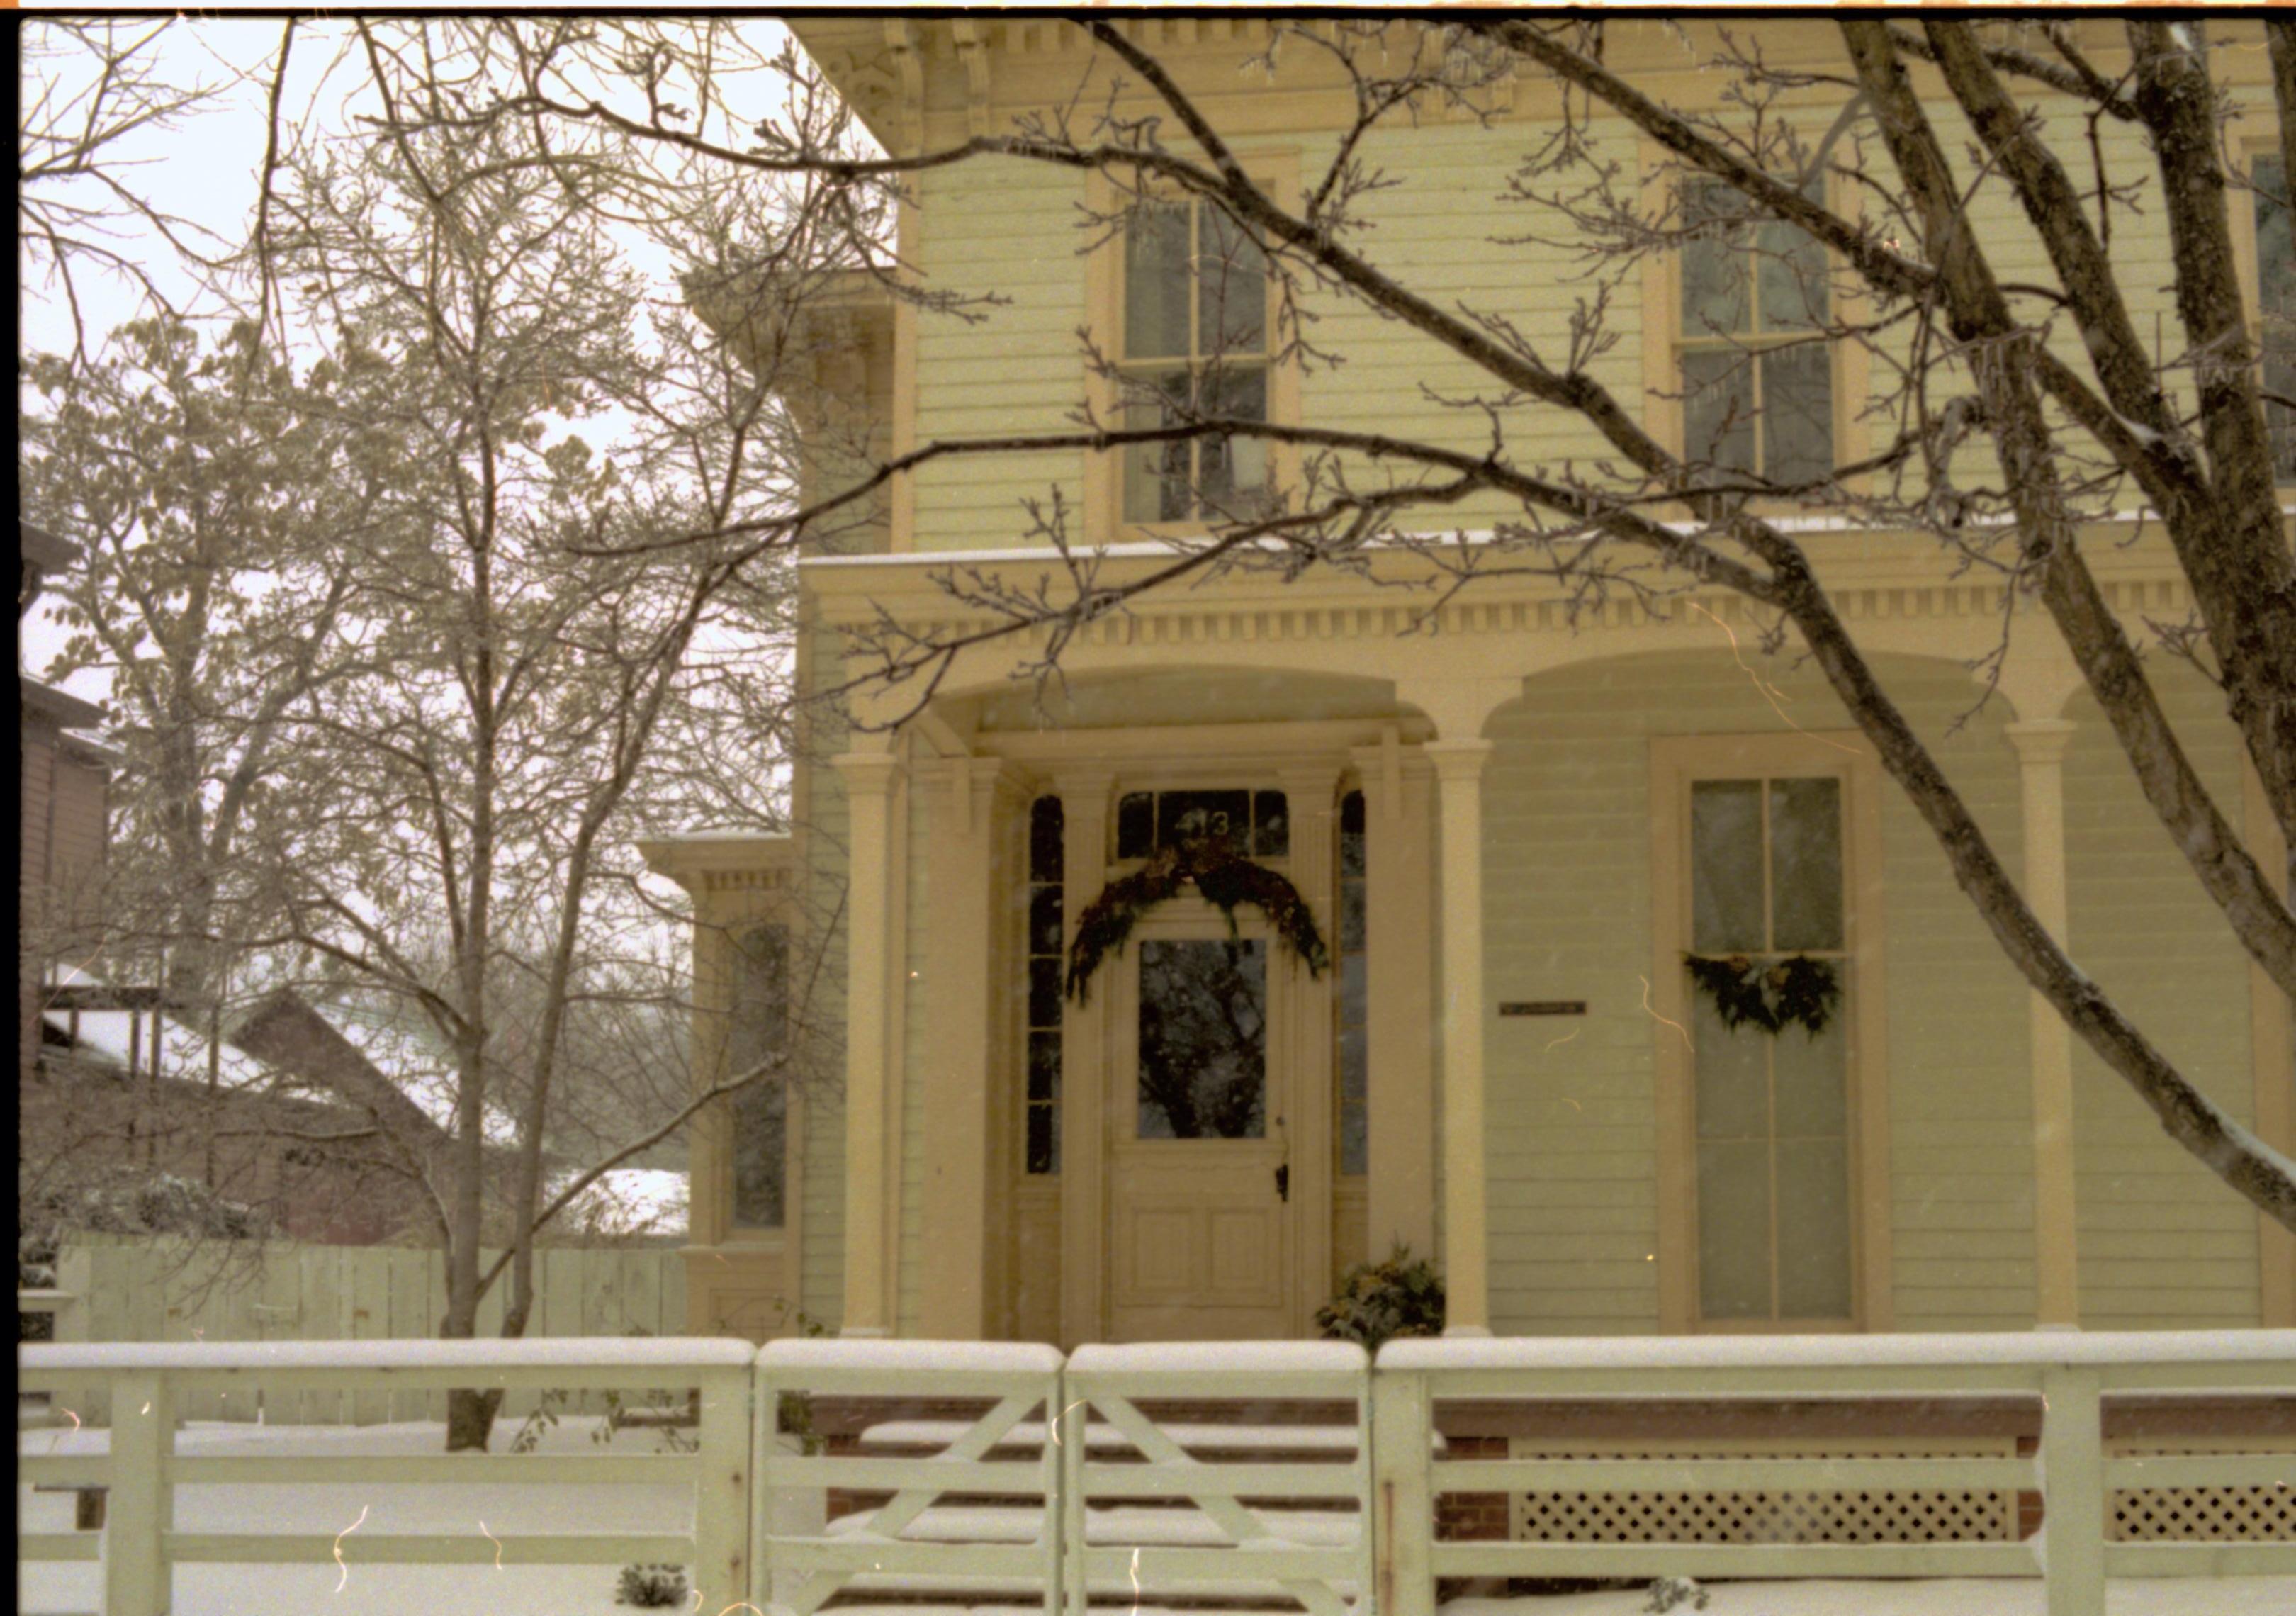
[1274,1163,1290,1203]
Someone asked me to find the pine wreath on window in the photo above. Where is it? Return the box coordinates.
[1067,836,1329,1006]
[1682,952,1840,1037]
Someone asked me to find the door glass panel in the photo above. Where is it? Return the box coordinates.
[1137,938,1266,1139]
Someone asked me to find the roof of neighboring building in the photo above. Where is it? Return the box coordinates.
[20,521,79,574]
[21,673,108,734]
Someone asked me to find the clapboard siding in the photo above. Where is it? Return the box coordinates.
[2064,667,2261,1330]
[1479,651,2031,1336]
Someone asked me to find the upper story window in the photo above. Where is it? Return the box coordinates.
[2254,156,2295,483]
[1121,196,1272,523]
[1678,179,1835,486]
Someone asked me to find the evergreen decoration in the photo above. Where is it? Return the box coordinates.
[1066,836,1329,1006]
[614,1564,690,1608]
[1682,952,1841,1037]
[1316,1243,1446,1350]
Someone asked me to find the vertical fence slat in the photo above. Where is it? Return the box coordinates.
[694,1364,751,1609]
[1371,1365,1435,1616]
[348,1250,391,1425]
[388,1250,429,1423]
[103,1370,171,1616]
[2041,1364,2106,1616]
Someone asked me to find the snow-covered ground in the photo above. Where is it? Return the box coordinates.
[18,1418,2295,1615]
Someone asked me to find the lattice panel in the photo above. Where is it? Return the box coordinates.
[2110,1445,2296,1543]
[1510,1443,2016,1545]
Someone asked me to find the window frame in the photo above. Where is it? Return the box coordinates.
[1641,142,1872,494]
[2231,135,2296,488]
[1649,731,1892,1335]
[1086,154,1302,543]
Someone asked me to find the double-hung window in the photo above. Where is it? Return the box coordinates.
[1120,196,1272,522]
[1686,774,1853,1324]
[1678,179,1835,485]
[2253,156,2296,483]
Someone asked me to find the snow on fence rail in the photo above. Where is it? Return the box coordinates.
[15,1337,753,1616]
[14,1329,2296,1616]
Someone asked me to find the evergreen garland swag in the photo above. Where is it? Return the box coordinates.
[1682,952,1841,1038]
[1066,837,1330,1006]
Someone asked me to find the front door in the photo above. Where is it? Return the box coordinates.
[1105,904,1294,1340]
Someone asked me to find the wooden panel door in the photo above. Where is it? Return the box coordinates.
[1105,906,1295,1340]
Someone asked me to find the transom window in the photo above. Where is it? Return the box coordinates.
[1121,196,1272,523]
[1678,179,1835,485]
[1687,775,1852,1323]
[1114,787,1288,860]
[2254,156,2296,483]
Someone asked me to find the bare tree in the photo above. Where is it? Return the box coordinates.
[423,16,2296,1228]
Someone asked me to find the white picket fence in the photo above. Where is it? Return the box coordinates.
[15,1330,2296,1616]
[33,1237,687,1423]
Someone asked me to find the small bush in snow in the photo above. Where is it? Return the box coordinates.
[1315,1243,1444,1350]
[615,1562,689,1607]
[1643,1575,1709,1612]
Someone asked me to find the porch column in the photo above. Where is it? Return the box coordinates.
[835,747,906,1336]
[2006,719,2079,1327]
[1424,738,1495,1337]
[919,757,1025,1339]
[1057,773,1114,1348]
[1352,732,1437,1263]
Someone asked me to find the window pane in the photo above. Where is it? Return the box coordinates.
[1198,201,1268,354]
[1776,1139,1852,1318]
[1339,880,1367,952]
[1697,1139,1773,1319]
[1123,375,1192,523]
[1116,792,1155,859]
[1682,348,1756,476]
[1157,789,1251,851]
[1137,939,1266,1139]
[2257,158,2296,481]
[1251,787,1289,856]
[1692,990,1771,1142]
[1339,1102,1368,1179]
[1339,790,1367,873]
[731,1078,787,1228]
[1341,949,1368,1011]
[1682,185,1752,335]
[1028,796,1065,884]
[1029,885,1065,956]
[1768,777,1844,950]
[1124,198,1191,359]
[1028,1030,1062,1101]
[1026,1104,1057,1174]
[1772,993,1848,1137]
[1690,780,1765,952]
[1339,1028,1368,1101]
[1757,217,1828,331]
[1760,345,1835,484]
[1028,957,1062,1030]
[1200,366,1271,512]
[729,925,789,1228]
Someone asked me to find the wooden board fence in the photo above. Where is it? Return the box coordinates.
[45,1237,688,1425]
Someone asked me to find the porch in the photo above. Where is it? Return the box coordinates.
[18,1330,2295,1615]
